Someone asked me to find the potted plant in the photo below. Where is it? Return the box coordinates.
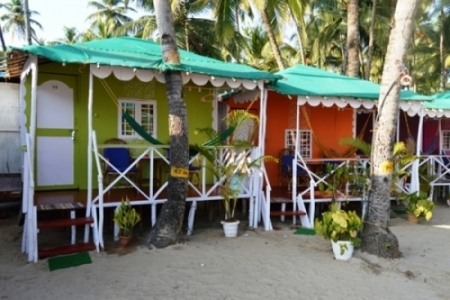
[314,203,364,260]
[113,198,141,247]
[399,191,435,224]
[194,110,277,237]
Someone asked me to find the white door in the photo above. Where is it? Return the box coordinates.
[36,76,78,189]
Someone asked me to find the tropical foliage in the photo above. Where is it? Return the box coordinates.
[1,0,449,93]
[194,110,277,221]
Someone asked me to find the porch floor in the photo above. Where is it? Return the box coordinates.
[34,185,224,206]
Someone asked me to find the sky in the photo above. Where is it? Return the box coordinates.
[1,0,146,47]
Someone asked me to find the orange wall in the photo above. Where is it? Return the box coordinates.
[265,91,354,186]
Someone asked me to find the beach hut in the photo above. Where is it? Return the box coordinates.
[1,37,279,261]
[264,65,430,229]
[418,92,450,199]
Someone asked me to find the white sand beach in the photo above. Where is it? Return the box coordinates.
[1,204,450,300]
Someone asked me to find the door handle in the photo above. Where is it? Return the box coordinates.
[71,130,76,141]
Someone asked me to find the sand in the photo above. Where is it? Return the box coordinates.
[0,204,449,300]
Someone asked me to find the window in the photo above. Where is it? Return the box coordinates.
[442,131,450,150]
[285,129,312,158]
[118,98,157,139]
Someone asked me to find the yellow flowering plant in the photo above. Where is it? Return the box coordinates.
[314,203,364,247]
[399,191,435,221]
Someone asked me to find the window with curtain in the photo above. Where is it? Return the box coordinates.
[118,98,157,139]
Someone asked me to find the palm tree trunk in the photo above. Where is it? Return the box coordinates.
[0,24,7,52]
[360,0,419,258]
[346,0,360,77]
[260,8,285,70]
[365,0,377,80]
[440,6,446,91]
[23,0,32,45]
[143,0,188,249]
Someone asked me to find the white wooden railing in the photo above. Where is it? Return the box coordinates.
[21,133,38,262]
[90,132,267,248]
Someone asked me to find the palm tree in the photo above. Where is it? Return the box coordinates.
[58,27,81,44]
[305,2,346,70]
[82,18,118,41]
[360,0,419,258]
[124,0,223,59]
[0,0,43,43]
[0,23,7,51]
[142,0,188,249]
[346,0,360,77]
[86,0,136,30]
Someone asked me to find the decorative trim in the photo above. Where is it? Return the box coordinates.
[297,96,425,117]
[89,65,263,90]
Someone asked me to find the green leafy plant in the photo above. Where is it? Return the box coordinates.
[399,191,435,221]
[113,198,141,237]
[194,110,277,222]
[318,163,368,201]
[315,203,364,247]
[340,137,417,193]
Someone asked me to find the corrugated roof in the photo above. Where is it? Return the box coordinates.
[3,37,279,81]
[270,65,431,101]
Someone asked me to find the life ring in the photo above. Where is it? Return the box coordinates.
[399,75,412,86]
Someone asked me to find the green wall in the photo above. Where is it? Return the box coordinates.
[28,62,214,190]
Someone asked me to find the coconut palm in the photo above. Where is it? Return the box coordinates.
[304,2,346,70]
[361,0,419,258]
[82,18,118,41]
[124,0,223,59]
[0,0,42,43]
[142,0,188,249]
[60,27,81,44]
[86,0,136,30]
[0,23,6,51]
[346,0,360,77]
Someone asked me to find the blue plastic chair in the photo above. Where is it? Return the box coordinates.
[279,154,308,187]
[103,147,138,187]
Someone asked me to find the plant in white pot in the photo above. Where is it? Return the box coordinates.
[113,198,141,247]
[194,110,277,237]
[314,203,363,260]
[398,191,435,224]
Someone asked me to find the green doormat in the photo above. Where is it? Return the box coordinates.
[294,227,316,235]
[393,209,407,215]
[48,252,92,271]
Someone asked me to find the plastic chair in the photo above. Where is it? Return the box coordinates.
[103,147,138,189]
[279,154,308,188]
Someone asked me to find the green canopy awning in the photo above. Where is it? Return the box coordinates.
[4,37,280,82]
[270,65,431,101]
[424,91,450,110]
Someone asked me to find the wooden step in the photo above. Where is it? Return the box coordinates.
[38,217,94,229]
[270,197,292,204]
[270,210,306,217]
[37,202,85,211]
[39,242,96,259]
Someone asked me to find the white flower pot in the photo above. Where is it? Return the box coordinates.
[447,199,450,207]
[221,220,240,237]
[331,240,354,261]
